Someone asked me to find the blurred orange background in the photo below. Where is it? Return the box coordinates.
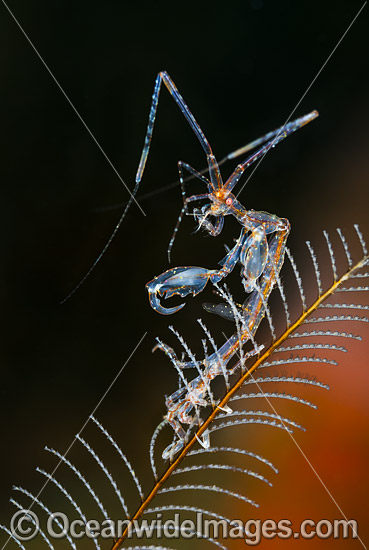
[0,2,368,549]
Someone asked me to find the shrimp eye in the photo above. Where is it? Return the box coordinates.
[226,197,233,205]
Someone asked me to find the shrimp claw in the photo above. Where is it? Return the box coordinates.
[146,266,217,315]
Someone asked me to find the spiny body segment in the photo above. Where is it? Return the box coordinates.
[139,72,317,459]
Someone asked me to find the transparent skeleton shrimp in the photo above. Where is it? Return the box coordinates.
[132,72,317,458]
[158,228,289,460]
[141,71,318,315]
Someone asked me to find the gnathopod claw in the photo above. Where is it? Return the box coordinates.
[146,266,217,315]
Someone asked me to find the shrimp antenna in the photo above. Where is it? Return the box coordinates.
[60,180,142,304]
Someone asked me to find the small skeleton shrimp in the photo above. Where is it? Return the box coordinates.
[136,72,317,459]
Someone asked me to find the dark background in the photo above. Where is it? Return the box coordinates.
[0,1,368,549]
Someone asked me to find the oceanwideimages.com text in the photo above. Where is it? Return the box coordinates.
[10,509,359,546]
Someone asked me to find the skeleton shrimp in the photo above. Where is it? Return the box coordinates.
[134,72,317,459]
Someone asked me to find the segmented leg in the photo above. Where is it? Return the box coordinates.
[146,228,248,314]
